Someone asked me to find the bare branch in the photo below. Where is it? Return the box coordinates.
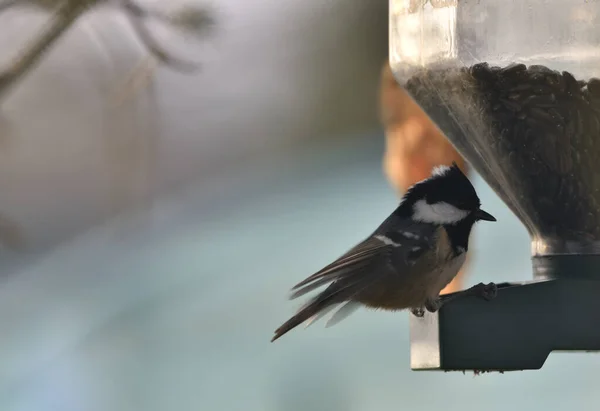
[0,0,92,98]
[0,0,217,102]
[120,0,210,73]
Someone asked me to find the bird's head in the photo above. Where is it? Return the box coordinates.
[396,162,496,226]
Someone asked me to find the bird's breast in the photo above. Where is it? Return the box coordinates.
[427,227,467,296]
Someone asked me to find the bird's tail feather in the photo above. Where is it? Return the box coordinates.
[271,296,334,342]
[325,301,360,328]
[304,304,337,329]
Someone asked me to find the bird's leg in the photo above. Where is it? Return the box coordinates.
[416,283,497,316]
[439,282,498,307]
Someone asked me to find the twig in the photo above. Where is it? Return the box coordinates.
[0,0,92,98]
[0,0,216,102]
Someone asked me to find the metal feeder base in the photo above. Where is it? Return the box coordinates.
[409,279,600,371]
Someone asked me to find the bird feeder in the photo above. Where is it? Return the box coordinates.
[389,0,600,371]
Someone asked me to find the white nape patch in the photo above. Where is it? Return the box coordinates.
[413,199,469,225]
[375,235,402,247]
[431,165,452,177]
[401,231,420,240]
[456,246,466,254]
[411,246,421,252]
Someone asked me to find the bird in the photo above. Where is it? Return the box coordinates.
[271,162,497,342]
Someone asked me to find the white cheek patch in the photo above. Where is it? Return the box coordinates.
[413,199,469,224]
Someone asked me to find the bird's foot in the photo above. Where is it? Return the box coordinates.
[462,282,498,301]
[410,307,425,317]
[410,282,497,317]
[477,282,498,301]
[411,299,440,317]
[425,298,441,313]
[439,282,498,306]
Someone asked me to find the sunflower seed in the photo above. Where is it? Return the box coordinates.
[403,63,600,241]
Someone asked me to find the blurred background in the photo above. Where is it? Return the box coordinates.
[0,1,598,410]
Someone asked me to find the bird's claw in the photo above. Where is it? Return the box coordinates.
[411,299,441,317]
[411,307,425,317]
[460,282,498,301]
[425,299,441,313]
[439,282,498,306]
[408,286,498,320]
[477,282,498,301]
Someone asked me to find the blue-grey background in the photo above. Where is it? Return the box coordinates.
[0,0,598,410]
[1,135,599,411]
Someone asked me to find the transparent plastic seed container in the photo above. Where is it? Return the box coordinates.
[390,0,600,269]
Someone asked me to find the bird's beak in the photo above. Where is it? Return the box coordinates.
[475,209,496,222]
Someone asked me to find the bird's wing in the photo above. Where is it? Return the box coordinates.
[289,236,389,299]
[289,221,436,300]
[272,222,437,342]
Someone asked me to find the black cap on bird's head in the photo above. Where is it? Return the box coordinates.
[395,162,496,225]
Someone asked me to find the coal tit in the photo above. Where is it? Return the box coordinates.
[271,162,496,342]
